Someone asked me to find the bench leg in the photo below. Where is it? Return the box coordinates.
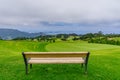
[22,52,29,75]
[25,64,28,74]
[30,64,32,69]
[84,52,90,74]
[81,63,83,68]
[84,63,87,74]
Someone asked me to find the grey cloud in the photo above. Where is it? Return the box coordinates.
[0,0,120,33]
[0,0,120,24]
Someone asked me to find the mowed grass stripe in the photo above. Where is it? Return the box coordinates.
[0,40,48,80]
[0,40,120,80]
[46,41,120,80]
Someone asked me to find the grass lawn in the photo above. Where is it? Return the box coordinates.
[0,40,120,80]
[112,37,120,41]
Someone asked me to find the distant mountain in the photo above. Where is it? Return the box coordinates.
[0,29,43,40]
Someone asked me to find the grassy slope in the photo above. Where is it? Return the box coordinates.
[46,41,120,80]
[0,40,120,80]
[0,40,48,80]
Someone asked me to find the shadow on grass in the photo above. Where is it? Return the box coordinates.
[28,64,85,75]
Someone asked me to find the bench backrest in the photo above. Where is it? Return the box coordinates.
[22,52,90,58]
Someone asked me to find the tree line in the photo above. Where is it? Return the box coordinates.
[88,37,120,45]
[1,31,120,46]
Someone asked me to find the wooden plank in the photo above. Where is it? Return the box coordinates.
[24,52,88,54]
[24,52,89,58]
[28,58,85,64]
[25,54,87,58]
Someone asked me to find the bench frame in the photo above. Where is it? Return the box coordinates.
[22,52,90,74]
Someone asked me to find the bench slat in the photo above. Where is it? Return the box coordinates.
[25,54,87,58]
[24,52,88,54]
[28,58,85,64]
[24,52,88,58]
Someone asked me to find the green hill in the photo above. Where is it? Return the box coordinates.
[0,40,120,80]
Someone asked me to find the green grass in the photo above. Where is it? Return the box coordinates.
[0,40,120,80]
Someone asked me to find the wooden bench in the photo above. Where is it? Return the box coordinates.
[22,52,90,74]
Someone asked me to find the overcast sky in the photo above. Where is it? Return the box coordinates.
[0,0,120,34]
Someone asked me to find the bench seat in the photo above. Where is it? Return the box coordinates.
[28,58,85,64]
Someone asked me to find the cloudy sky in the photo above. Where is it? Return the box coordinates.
[0,0,120,34]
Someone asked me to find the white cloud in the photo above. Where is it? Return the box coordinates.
[0,0,120,33]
